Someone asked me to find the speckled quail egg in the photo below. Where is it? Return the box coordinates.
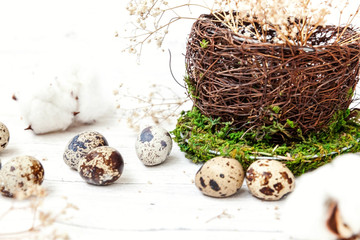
[246,159,295,201]
[78,146,124,186]
[135,126,172,166]
[63,131,108,170]
[0,156,44,198]
[195,156,245,198]
[0,122,10,152]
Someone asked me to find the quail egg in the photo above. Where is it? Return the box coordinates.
[246,159,295,201]
[63,131,108,170]
[0,122,10,152]
[0,156,44,198]
[135,126,172,166]
[78,146,124,186]
[195,156,245,198]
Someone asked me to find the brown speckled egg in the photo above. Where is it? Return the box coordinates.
[246,159,295,201]
[63,131,108,170]
[195,157,245,198]
[135,126,172,166]
[78,146,124,186]
[0,122,10,152]
[0,156,44,198]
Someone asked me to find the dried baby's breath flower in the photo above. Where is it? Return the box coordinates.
[115,83,189,130]
[124,0,211,56]
[125,0,360,54]
[0,189,77,240]
[14,185,47,200]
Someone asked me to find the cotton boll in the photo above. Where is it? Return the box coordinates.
[27,98,76,134]
[18,75,78,134]
[282,168,335,240]
[327,155,360,235]
[283,153,360,239]
[16,63,109,134]
[73,68,110,123]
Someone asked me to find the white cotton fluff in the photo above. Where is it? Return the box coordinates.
[16,64,110,134]
[282,153,360,240]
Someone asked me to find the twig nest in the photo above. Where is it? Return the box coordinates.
[186,14,360,137]
[246,159,295,200]
[63,131,108,170]
[0,156,44,198]
[78,146,124,186]
[195,157,245,198]
[135,126,172,166]
[0,122,10,152]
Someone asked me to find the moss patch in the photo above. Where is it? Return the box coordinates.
[172,107,360,176]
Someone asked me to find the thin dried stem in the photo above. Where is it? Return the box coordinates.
[126,0,360,53]
[340,34,360,45]
[0,191,75,240]
[115,84,189,130]
[336,4,360,43]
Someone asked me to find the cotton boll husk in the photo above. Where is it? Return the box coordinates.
[283,153,360,239]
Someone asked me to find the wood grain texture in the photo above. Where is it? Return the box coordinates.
[0,71,287,239]
[0,103,287,239]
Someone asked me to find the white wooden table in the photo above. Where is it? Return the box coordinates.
[1,1,358,239]
[0,111,285,239]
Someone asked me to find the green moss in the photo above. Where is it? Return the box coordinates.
[200,39,209,49]
[286,119,296,128]
[172,107,360,176]
[184,75,198,99]
[271,105,281,114]
[347,88,354,98]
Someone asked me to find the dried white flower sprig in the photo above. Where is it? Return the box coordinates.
[114,83,189,131]
[0,187,77,240]
[125,0,211,55]
[125,0,360,54]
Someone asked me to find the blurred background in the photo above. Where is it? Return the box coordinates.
[0,0,359,120]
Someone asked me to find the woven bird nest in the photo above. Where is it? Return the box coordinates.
[185,13,360,139]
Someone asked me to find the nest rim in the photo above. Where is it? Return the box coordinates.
[195,12,360,47]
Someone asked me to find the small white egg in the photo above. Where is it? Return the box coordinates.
[246,159,295,200]
[63,131,108,170]
[0,122,10,152]
[135,126,172,166]
[195,156,245,198]
[0,156,44,198]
